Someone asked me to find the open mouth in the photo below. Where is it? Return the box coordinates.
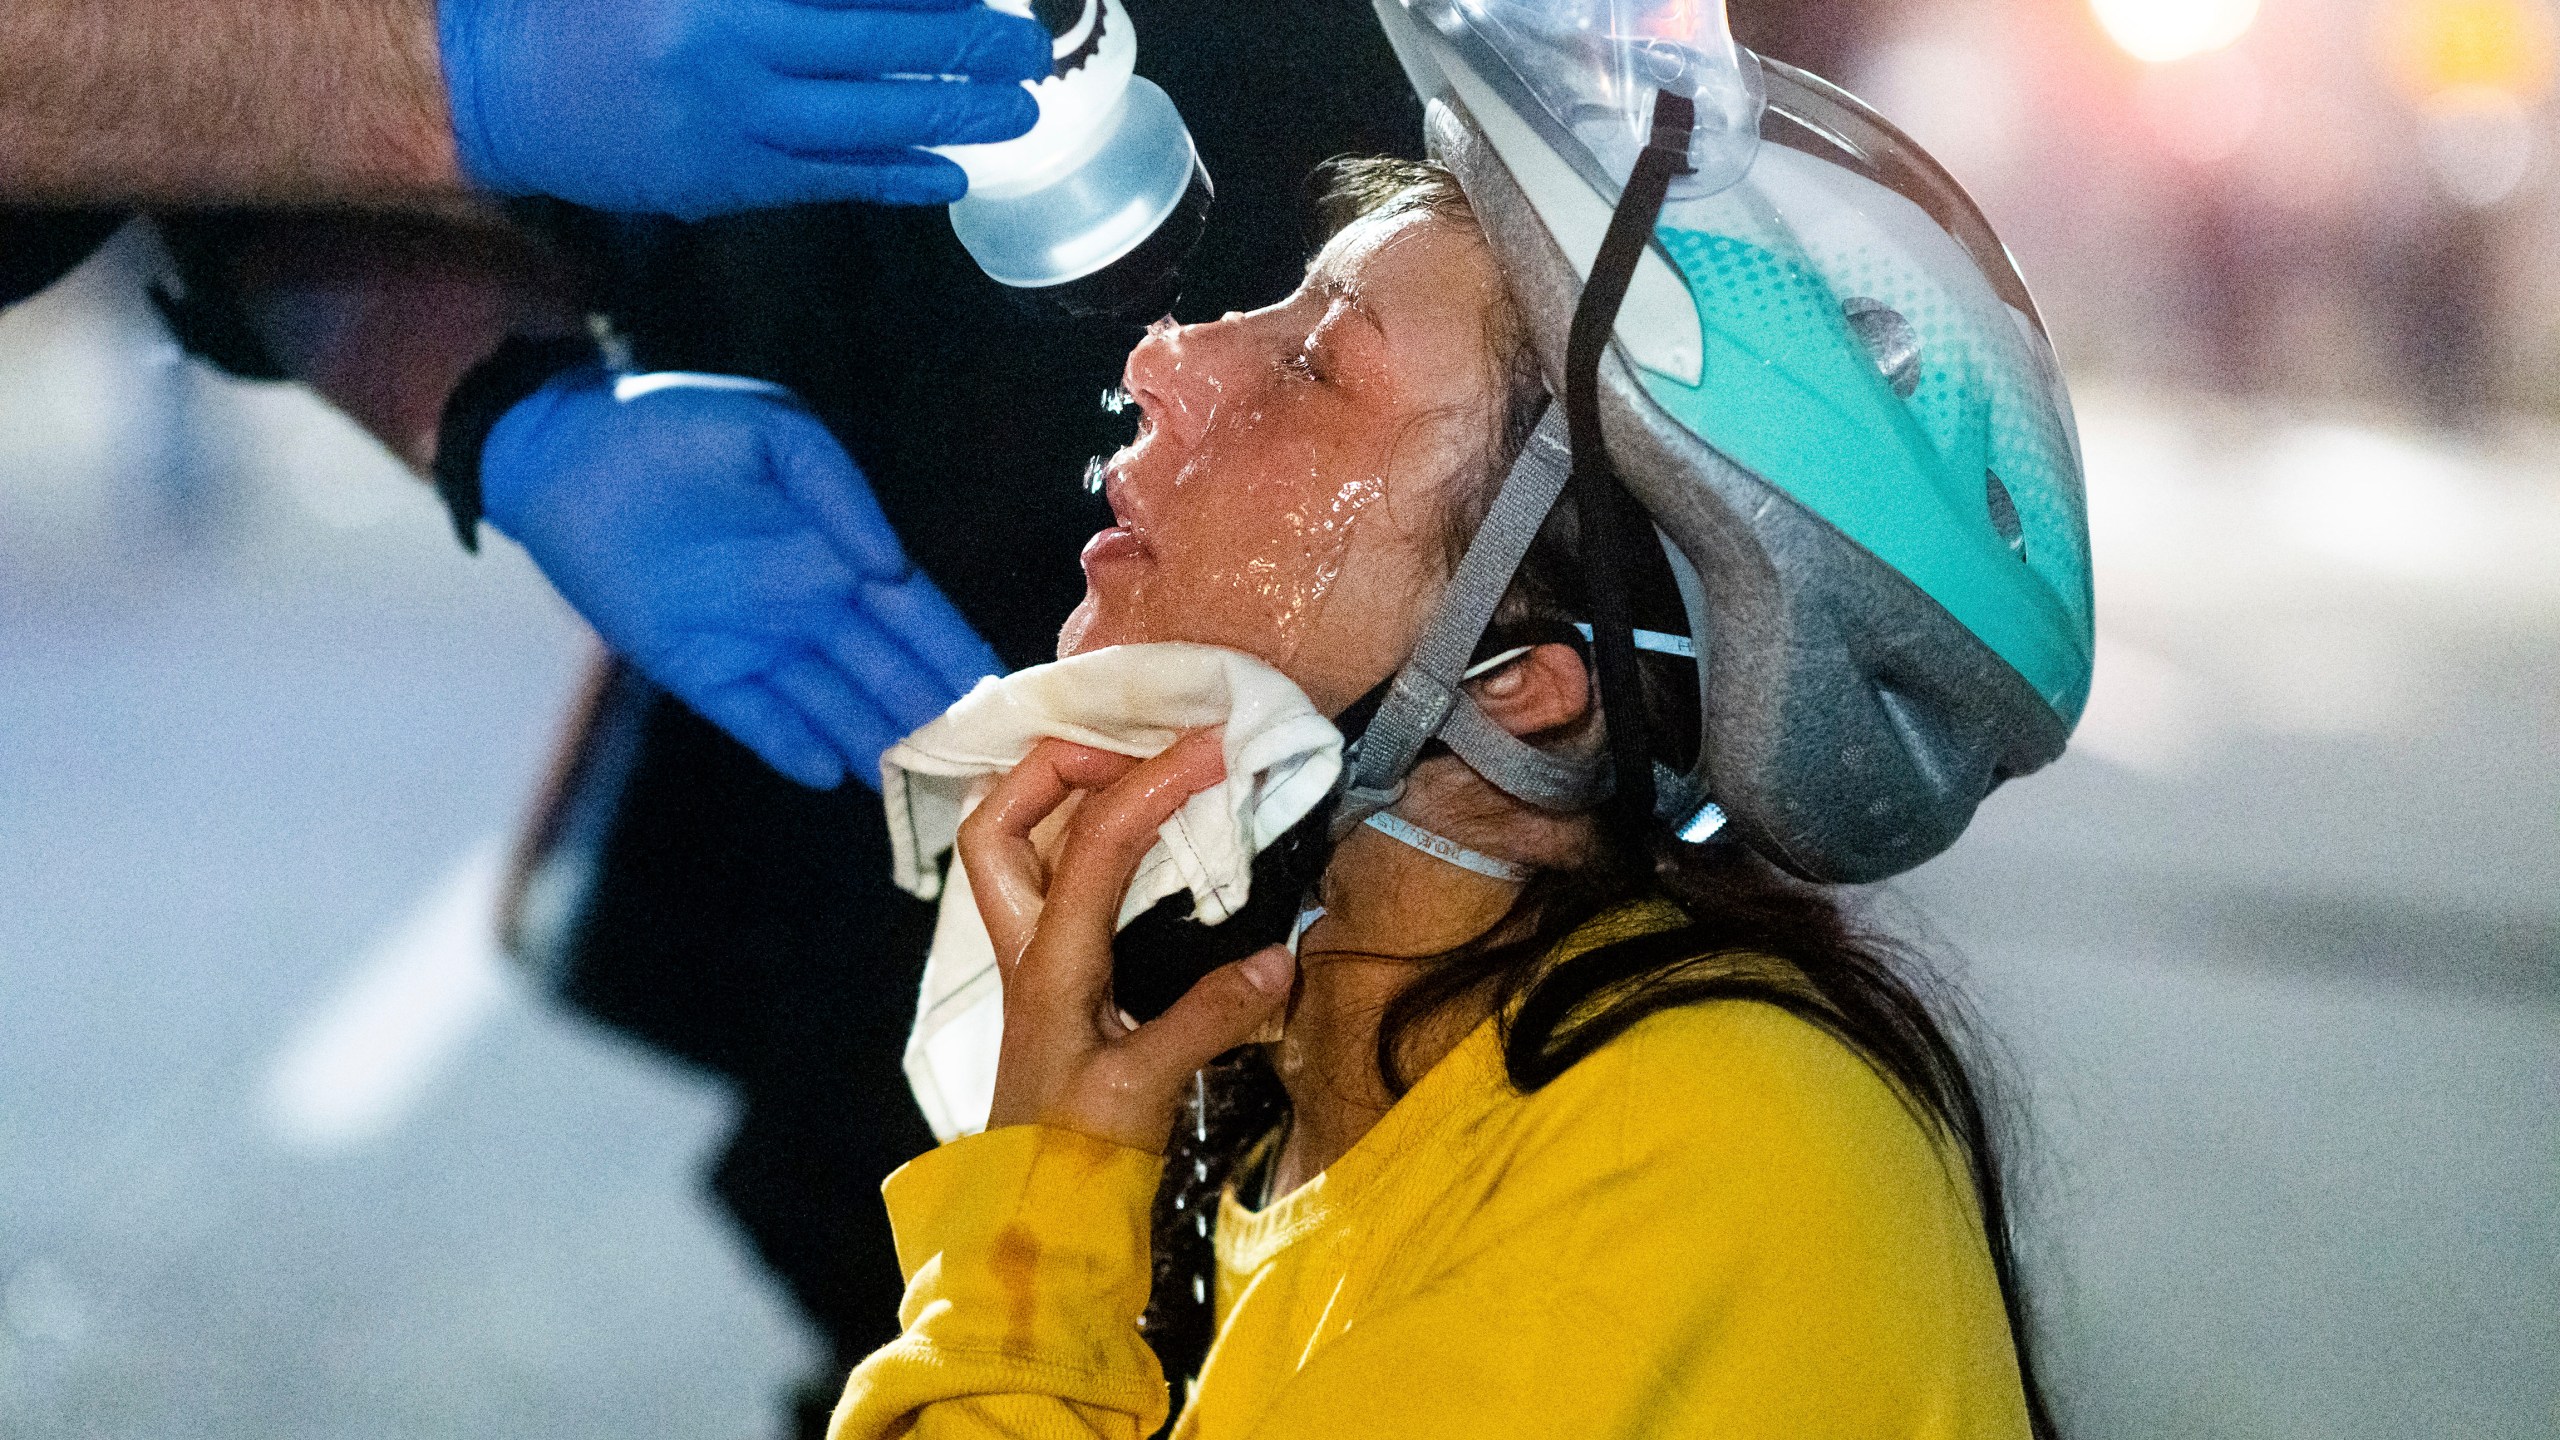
[1097,412,1166,529]
[1081,453,1153,569]
[1083,365,1169,570]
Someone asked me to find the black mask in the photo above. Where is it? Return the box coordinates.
[1104,679,1391,1022]
[1108,799,1335,1022]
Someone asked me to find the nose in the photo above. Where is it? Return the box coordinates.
[1121,312,1250,449]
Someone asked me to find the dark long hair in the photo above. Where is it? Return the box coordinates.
[1138,159,2060,1440]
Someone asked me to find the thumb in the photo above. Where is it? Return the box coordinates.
[1121,945,1295,1081]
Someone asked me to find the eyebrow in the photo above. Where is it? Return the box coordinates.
[1314,274,1388,340]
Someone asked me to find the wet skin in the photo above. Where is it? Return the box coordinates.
[1060,208,1516,716]
[969,209,1604,1162]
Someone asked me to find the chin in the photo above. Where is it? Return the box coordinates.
[1056,593,1112,659]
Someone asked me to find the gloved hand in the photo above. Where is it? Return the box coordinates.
[481,368,1003,789]
[437,0,1052,218]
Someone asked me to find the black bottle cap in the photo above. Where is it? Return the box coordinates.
[1038,155,1215,323]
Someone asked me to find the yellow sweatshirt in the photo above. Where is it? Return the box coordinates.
[833,910,2030,1440]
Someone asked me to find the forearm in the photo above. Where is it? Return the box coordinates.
[249,233,561,470]
[0,0,463,204]
[159,211,577,465]
[833,1126,1170,1440]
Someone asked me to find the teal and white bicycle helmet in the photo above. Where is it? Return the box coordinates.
[1345,0,2094,884]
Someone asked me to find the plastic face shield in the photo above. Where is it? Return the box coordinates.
[1397,0,1765,198]
[1753,60,2051,342]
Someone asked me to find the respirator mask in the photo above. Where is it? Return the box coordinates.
[937,0,1214,319]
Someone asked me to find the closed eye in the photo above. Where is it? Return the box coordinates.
[1278,344,1324,383]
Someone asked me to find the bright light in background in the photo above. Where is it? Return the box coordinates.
[2135,50,2268,163]
[2091,0,2261,64]
[2420,87,2539,205]
[2379,0,2557,207]
[2382,0,2559,100]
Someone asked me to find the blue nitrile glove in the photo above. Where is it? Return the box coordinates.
[481,368,1002,788]
[437,0,1051,218]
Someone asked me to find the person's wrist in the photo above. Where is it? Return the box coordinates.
[432,0,515,196]
[887,1124,1165,1268]
[432,336,601,551]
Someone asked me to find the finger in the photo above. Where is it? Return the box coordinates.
[688,677,848,789]
[812,604,964,737]
[747,77,1038,156]
[745,4,1052,82]
[780,0,985,13]
[961,740,1139,961]
[858,572,1005,700]
[761,412,915,581]
[740,150,971,207]
[1119,945,1296,1080]
[768,653,903,789]
[1039,731,1227,948]
[691,534,874,646]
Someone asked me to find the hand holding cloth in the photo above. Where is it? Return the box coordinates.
[878,644,1340,1141]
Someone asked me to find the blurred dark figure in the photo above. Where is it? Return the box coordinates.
[2377,204,2501,426]
[2174,165,2284,394]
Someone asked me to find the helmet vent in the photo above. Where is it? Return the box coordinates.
[1984,469,2027,560]
[1841,297,1922,399]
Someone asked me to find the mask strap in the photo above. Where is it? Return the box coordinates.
[1464,625,1694,681]
[1361,811,1534,883]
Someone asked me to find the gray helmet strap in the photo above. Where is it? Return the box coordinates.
[1335,89,1708,842]
[1334,403,1602,836]
[1329,394,1723,834]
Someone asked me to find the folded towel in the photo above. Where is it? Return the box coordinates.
[882,643,1342,1141]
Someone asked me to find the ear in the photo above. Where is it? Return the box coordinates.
[1466,642,1590,738]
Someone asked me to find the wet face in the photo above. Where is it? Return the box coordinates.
[1060,209,1511,714]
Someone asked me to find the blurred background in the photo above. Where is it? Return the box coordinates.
[1,0,2553,1437]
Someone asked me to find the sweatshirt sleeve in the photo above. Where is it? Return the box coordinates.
[829,1125,1172,1440]
[1205,1003,2030,1440]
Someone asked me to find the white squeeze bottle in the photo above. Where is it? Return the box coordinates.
[937,0,1214,318]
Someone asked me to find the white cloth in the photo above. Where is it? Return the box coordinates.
[881,644,1342,1141]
